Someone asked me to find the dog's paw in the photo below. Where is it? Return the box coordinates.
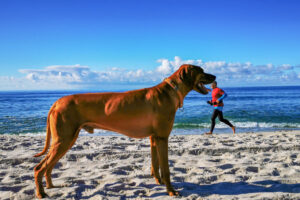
[167,189,180,196]
[154,177,163,185]
[36,192,49,199]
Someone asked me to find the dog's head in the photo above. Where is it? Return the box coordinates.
[178,64,216,94]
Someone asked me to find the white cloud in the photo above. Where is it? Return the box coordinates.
[13,64,164,90]
[156,56,203,75]
[19,64,98,83]
[279,64,293,71]
[156,58,172,75]
[1,56,299,90]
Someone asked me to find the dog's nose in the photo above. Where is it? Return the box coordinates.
[206,74,216,82]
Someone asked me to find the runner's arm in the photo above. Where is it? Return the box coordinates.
[218,92,227,101]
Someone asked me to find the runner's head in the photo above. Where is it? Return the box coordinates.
[211,81,217,89]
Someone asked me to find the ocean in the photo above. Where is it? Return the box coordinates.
[0,86,299,136]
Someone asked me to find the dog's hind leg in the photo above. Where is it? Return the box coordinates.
[34,110,79,199]
[35,140,71,198]
[149,136,162,184]
[45,128,80,189]
[34,155,51,198]
[44,157,62,189]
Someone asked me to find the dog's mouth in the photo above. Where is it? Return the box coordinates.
[194,73,216,94]
[196,82,210,94]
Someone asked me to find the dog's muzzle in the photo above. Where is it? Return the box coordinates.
[195,74,216,94]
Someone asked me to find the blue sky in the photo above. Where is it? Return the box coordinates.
[0,0,299,90]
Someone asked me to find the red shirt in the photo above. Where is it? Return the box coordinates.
[212,87,224,107]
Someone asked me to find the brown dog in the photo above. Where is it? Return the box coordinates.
[33,64,215,198]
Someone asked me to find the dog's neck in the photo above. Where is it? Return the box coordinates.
[164,78,192,108]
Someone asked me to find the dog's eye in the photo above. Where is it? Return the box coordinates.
[198,69,204,73]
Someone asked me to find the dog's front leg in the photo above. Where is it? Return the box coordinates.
[155,136,180,196]
[149,136,162,184]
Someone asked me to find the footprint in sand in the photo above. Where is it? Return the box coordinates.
[101,163,117,169]
[225,168,239,174]
[218,164,233,170]
[236,175,250,181]
[208,159,222,163]
[203,141,212,146]
[20,174,33,181]
[199,175,218,184]
[118,165,135,172]
[72,144,84,150]
[290,154,297,159]
[272,168,280,176]
[246,166,259,173]
[173,167,188,173]
[263,158,271,162]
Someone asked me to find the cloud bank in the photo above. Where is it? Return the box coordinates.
[1,56,299,90]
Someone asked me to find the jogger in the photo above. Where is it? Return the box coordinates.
[210,109,234,133]
[205,81,235,135]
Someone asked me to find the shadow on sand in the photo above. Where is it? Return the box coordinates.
[173,180,300,197]
[59,180,300,199]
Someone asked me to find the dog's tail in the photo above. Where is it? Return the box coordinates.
[34,107,53,157]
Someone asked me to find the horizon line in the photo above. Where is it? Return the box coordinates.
[0,85,299,92]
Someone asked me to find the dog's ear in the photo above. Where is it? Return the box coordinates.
[178,65,197,86]
[178,65,187,80]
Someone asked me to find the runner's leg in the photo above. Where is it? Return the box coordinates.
[218,111,233,127]
[209,109,219,133]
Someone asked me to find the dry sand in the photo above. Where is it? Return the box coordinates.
[1,131,300,200]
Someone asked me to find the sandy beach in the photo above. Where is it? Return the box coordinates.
[1,131,300,199]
